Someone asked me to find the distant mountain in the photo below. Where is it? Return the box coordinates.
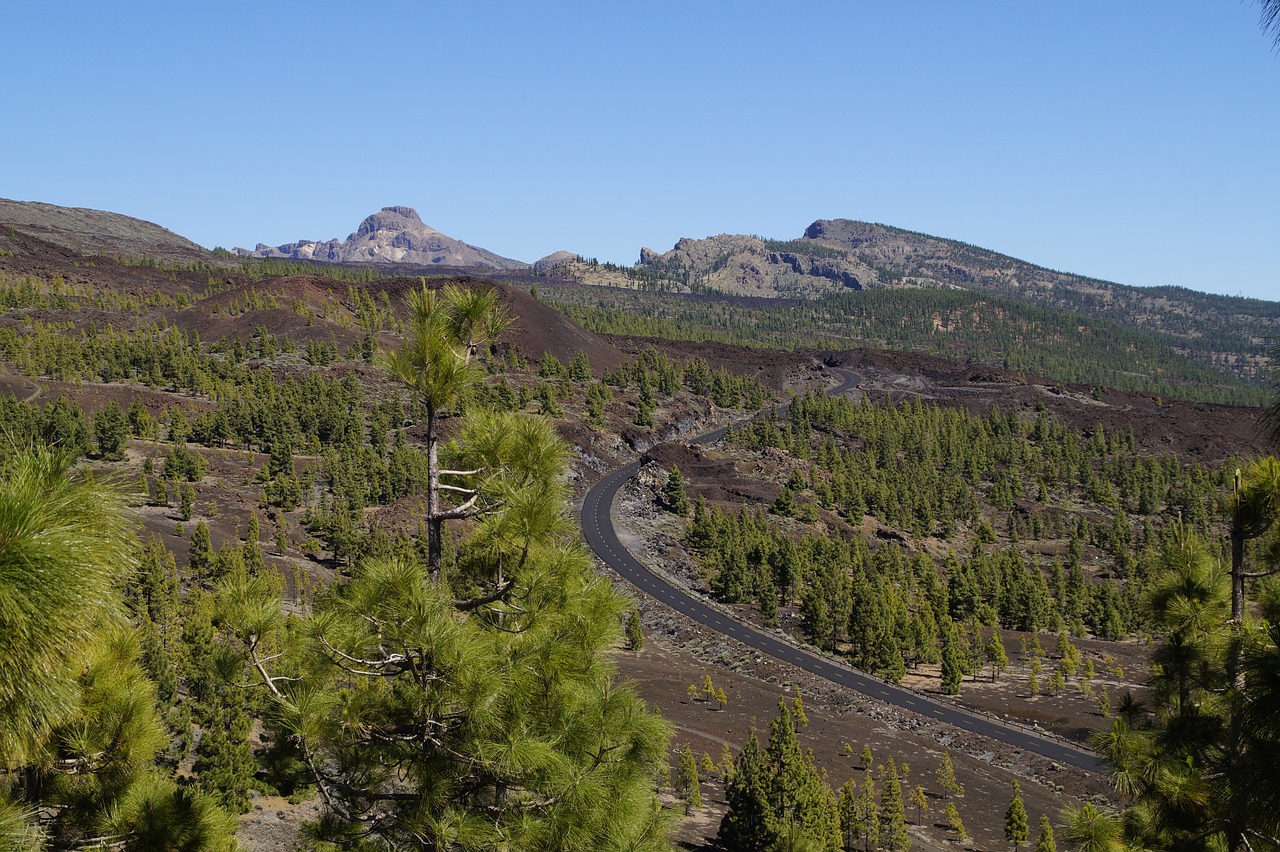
[236,206,527,270]
[0,198,213,265]
[538,219,1279,383]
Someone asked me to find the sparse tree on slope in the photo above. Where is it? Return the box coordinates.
[1005,781,1029,851]
[720,701,840,851]
[666,465,691,516]
[1035,814,1057,852]
[879,760,910,851]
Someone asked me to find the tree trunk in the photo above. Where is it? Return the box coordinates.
[1231,523,1245,625]
[426,401,442,579]
[1227,471,1246,852]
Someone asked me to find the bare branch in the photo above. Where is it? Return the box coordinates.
[454,578,518,611]
[1242,566,1280,579]
[435,493,481,520]
[317,633,418,676]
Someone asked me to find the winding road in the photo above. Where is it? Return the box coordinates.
[581,368,1103,774]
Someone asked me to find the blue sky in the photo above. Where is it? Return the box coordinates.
[4,1,1278,300]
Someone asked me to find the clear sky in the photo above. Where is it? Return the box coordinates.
[3,2,1278,300]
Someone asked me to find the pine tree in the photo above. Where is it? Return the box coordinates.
[944,801,968,842]
[94,398,130,459]
[220,410,673,849]
[1094,516,1280,852]
[940,619,966,695]
[879,760,911,851]
[568,349,592,383]
[242,511,264,576]
[1035,814,1057,852]
[189,519,214,581]
[677,744,702,813]
[986,627,1009,682]
[838,779,859,851]
[935,750,963,799]
[193,692,256,814]
[1005,781,1029,851]
[765,700,840,849]
[625,609,645,650]
[856,772,880,852]
[720,701,841,851]
[910,784,929,822]
[179,481,195,521]
[0,448,235,847]
[1059,803,1123,852]
[720,743,736,782]
[383,282,511,577]
[792,690,809,727]
[666,465,691,516]
[1055,630,1079,676]
[721,731,772,851]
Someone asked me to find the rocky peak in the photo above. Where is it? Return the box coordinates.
[353,206,439,241]
[241,207,526,270]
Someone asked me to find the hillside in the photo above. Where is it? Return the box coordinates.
[0,198,215,265]
[2,198,1271,405]
[538,220,1279,385]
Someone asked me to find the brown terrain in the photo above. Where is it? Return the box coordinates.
[0,205,1273,849]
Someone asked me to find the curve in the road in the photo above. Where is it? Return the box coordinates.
[582,368,1104,775]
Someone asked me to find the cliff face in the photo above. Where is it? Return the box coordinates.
[237,206,527,270]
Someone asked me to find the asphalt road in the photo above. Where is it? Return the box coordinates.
[581,368,1104,774]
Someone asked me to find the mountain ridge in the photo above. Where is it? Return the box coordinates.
[537,218,1277,384]
[2,198,1272,387]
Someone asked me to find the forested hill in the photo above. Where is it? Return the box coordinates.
[539,219,1278,389]
[802,219,1278,382]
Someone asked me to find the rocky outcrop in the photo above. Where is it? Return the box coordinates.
[533,250,578,272]
[236,206,527,270]
[633,233,872,298]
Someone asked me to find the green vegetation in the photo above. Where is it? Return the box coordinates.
[720,700,841,850]
[546,286,1266,405]
[682,388,1244,688]
[3,226,1280,848]
[1093,508,1280,849]
[0,449,235,849]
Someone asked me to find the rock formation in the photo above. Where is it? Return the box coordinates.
[237,206,526,270]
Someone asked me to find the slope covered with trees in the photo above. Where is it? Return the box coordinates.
[2,211,1279,849]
